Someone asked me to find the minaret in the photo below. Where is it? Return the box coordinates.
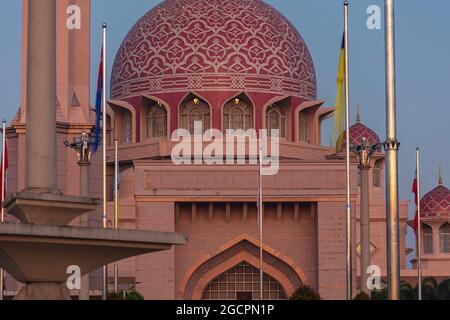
[0,0,186,301]
[24,0,57,193]
[14,0,92,196]
[21,0,91,123]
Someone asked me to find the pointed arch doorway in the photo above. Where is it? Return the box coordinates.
[179,236,308,300]
[201,261,287,300]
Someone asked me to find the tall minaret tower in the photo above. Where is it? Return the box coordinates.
[4,0,95,297]
[20,0,91,123]
[10,0,92,195]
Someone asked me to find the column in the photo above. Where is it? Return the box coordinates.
[25,0,57,193]
[359,165,370,294]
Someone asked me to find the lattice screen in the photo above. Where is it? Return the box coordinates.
[202,262,287,300]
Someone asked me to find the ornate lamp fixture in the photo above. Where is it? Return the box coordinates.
[351,138,381,168]
[351,137,381,294]
[64,132,97,163]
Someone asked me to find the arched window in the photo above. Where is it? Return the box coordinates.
[223,99,253,131]
[423,224,433,255]
[121,110,132,144]
[373,160,382,187]
[201,262,287,300]
[180,98,210,134]
[299,112,309,142]
[266,104,286,138]
[440,223,450,254]
[146,103,167,139]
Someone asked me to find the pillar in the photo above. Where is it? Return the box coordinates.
[25,0,57,193]
[359,164,370,295]
[79,161,90,300]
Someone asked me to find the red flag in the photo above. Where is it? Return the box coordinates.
[412,174,418,234]
[0,142,8,201]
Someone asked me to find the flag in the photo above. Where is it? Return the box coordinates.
[92,47,104,154]
[412,173,419,234]
[1,142,8,201]
[114,162,120,196]
[334,34,345,140]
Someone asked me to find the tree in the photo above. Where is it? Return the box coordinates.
[107,289,144,300]
[421,277,439,300]
[371,281,416,300]
[437,279,450,300]
[353,292,371,300]
[290,286,321,300]
[400,281,416,300]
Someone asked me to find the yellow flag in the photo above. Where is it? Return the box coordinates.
[335,35,345,141]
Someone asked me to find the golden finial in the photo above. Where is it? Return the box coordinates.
[356,102,361,124]
[439,164,443,186]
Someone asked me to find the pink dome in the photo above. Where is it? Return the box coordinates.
[421,184,450,218]
[336,120,382,153]
[111,0,317,100]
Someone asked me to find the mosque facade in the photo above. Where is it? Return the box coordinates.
[4,0,447,300]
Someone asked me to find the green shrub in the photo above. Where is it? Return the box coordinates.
[290,286,321,300]
[107,292,125,300]
[125,289,144,300]
[353,292,371,300]
[107,289,144,300]
[371,288,388,300]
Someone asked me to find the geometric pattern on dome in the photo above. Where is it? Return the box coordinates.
[420,185,450,218]
[111,0,317,100]
[336,122,382,153]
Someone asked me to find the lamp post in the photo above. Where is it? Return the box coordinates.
[351,138,380,295]
[64,132,96,300]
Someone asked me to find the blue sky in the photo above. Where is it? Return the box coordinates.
[1,0,450,261]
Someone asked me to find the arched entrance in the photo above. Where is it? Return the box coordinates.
[201,262,287,300]
[179,236,308,300]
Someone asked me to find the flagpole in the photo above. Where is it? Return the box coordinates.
[0,120,6,301]
[114,139,119,293]
[384,0,401,300]
[102,22,108,301]
[416,148,422,300]
[344,0,353,300]
[259,146,264,300]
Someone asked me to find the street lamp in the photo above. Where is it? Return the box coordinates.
[351,138,381,295]
[64,132,96,300]
[64,132,97,164]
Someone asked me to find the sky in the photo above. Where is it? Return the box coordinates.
[1,0,450,263]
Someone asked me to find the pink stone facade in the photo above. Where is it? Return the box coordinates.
[5,0,447,300]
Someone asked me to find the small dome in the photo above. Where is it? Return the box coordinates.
[421,177,450,218]
[336,113,381,153]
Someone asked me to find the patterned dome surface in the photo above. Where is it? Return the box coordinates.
[421,184,450,218]
[336,121,381,153]
[111,0,317,100]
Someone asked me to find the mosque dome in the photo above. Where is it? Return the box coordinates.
[336,113,382,153]
[110,0,317,100]
[421,178,450,218]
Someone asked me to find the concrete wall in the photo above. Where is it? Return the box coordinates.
[135,202,176,299]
